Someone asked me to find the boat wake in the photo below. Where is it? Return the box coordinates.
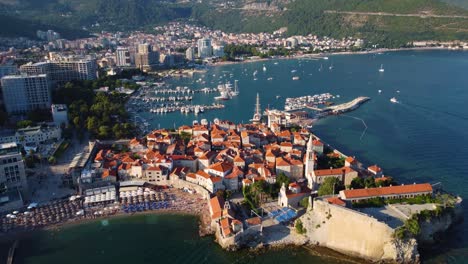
[402,102,468,121]
[342,114,368,141]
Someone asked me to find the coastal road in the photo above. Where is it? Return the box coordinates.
[324,10,468,19]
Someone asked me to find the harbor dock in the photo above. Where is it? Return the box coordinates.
[306,96,370,114]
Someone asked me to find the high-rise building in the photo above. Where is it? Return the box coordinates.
[212,44,225,58]
[19,57,97,85]
[115,47,131,67]
[0,142,28,193]
[185,47,196,61]
[1,74,51,114]
[197,38,212,58]
[135,44,159,71]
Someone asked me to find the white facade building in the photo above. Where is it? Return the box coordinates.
[20,57,98,84]
[1,74,51,113]
[0,125,62,145]
[197,38,212,58]
[185,47,196,61]
[115,47,131,67]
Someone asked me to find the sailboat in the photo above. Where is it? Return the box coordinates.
[230,80,239,97]
[379,64,385,72]
[329,63,334,70]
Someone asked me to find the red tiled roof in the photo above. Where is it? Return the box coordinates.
[275,157,290,167]
[220,217,232,237]
[314,167,344,176]
[196,170,211,179]
[210,196,224,219]
[147,166,161,171]
[368,165,382,173]
[313,139,323,146]
[327,197,346,206]
[345,156,356,164]
[209,162,233,173]
[341,183,433,199]
[210,176,223,183]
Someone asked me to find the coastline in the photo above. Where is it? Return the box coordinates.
[0,204,213,243]
[208,46,453,67]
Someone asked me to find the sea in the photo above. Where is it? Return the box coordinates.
[2,50,468,263]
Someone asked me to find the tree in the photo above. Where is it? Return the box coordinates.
[300,197,309,208]
[86,116,99,132]
[295,219,306,234]
[364,177,376,188]
[48,156,57,164]
[73,116,81,128]
[179,131,192,144]
[276,172,290,188]
[318,177,343,196]
[350,177,365,189]
[17,120,33,128]
[98,125,110,138]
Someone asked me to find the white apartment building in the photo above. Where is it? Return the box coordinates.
[1,74,51,113]
[197,38,212,58]
[115,47,131,67]
[0,125,61,145]
[20,58,98,85]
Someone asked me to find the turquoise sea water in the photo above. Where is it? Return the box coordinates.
[0,214,347,264]
[2,50,468,263]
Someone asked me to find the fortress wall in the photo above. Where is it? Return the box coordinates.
[302,199,418,262]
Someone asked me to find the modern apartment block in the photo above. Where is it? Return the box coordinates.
[0,142,28,212]
[1,74,51,114]
[19,57,98,85]
[0,143,28,191]
[135,44,159,71]
[115,47,132,67]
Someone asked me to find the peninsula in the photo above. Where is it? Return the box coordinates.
[1,113,462,263]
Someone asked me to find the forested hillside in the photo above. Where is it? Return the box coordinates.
[1,0,468,47]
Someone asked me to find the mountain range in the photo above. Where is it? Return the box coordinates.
[1,0,467,47]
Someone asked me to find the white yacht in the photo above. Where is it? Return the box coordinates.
[292,76,300,80]
[263,65,267,71]
[323,57,329,60]
[390,97,398,103]
[379,64,385,72]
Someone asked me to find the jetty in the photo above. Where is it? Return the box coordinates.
[306,96,370,115]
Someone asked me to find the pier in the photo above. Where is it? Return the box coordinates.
[306,96,370,114]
